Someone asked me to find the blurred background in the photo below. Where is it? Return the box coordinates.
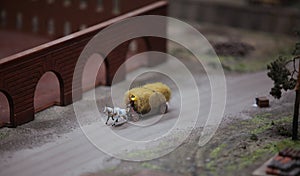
[1,0,300,58]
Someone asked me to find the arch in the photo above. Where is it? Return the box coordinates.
[64,21,71,36]
[96,0,103,12]
[16,12,23,30]
[79,0,88,9]
[1,10,6,27]
[34,71,63,112]
[82,53,107,91]
[48,19,55,35]
[0,90,13,126]
[112,0,120,15]
[32,16,39,33]
[125,38,150,72]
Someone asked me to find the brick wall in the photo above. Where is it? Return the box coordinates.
[0,1,168,126]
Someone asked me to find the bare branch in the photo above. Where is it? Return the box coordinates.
[291,70,297,79]
[285,56,299,74]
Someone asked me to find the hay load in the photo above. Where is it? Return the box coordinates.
[124,82,171,114]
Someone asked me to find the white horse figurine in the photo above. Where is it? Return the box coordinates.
[103,106,130,126]
[103,106,116,124]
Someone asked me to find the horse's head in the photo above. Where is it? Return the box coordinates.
[104,106,114,114]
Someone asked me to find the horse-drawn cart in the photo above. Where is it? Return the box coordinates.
[104,82,171,126]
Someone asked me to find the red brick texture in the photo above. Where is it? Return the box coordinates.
[0,1,168,127]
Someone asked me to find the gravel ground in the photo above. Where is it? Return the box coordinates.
[0,107,75,152]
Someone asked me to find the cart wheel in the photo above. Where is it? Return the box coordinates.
[160,103,168,114]
[131,114,140,122]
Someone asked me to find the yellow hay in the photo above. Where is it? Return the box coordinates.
[143,82,171,101]
[124,82,171,114]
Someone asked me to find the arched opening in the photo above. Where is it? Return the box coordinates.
[126,38,149,72]
[32,16,39,33]
[0,91,11,126]
[112,0,120,15]
[64,21,71,36]
[34,71,62,112]
[82,53,107,91]
[47,18,55,35]
[16,12,23,30]
[96,0,103,12]
[1,10,6,27]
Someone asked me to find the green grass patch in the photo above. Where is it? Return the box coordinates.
[274,139,300,151]
[206,160,216,172]
[141,163,161,170]
[248,114,292,135]
[249,113,273,135]
[205,143,227,171]
[239,144,275,169]
[273,116,293,124]
[210,143,227,159]
[209,113,295,173]
[250,122,273,135]
[239,139,300,169]
[124,149,157,160]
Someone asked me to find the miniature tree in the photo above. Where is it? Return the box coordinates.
[267,32,300,140]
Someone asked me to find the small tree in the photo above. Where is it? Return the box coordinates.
[267,32,300,140]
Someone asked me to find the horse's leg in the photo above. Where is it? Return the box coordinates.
[106,113,114,125]
[105,113,109,125]
[112,116,120,126]
[112,117,117,126]
[105,116,109,125]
